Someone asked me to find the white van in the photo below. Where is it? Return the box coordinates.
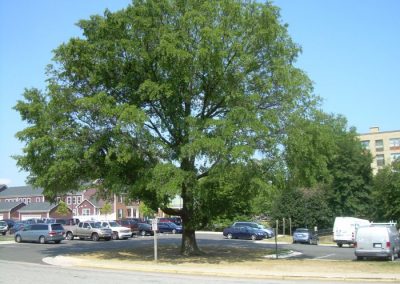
[333,217,370,247]
[355,223,400,261]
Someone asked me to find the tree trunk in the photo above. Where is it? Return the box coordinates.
[180,227,201,256]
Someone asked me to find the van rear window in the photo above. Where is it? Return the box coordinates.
[51,224,64,231]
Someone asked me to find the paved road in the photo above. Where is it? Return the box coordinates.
[0,232,358,264]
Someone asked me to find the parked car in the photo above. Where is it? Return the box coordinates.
[116,219,140,236]
[63,221,112,241]
[158,217,182,226]
[98,221,131,240]
[293,228,319,245]
[157,222,183,234]
[9,222,26,234]
[2,219,15,230]
[44,218,80,225]
[223,226,265,240]
[231,222,269,238]
[137,222,154,236]
[0,221,8,235]
[355,223,400,261]
[14,223,65,244]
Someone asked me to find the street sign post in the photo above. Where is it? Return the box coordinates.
[152,219,158,261]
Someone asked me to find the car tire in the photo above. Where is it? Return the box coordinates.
[54,240,61,244]
[227,233,233,239]
[15,235,22,243]
[104,237,111,241]
[66,232,74,240]
[91,233,100,241]
[172,229,176,234]
[140,230,146,237]
[337,243,343,248]
[389,254,395,261]
[112,232,119,240]
[251,235,257,241]
[39,236,46,244]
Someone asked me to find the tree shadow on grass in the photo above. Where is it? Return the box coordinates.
[72,243,277,265]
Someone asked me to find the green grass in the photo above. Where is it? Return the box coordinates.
[0,234,14,242]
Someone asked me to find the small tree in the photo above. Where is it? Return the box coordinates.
[56,201,71,217]
[101,202,113,219]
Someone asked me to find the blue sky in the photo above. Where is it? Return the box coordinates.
[1,0,399,186]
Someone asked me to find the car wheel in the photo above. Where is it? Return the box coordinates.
[227,233,233,239]
[337,243,343,248]
[91,233,100,241]
[251,235,257,241]
[66,232,74,240]
[356,256,363,261]
[172,229,177,234]
[112,232,119,240]
[54,240,61,244]
[15,235,22,243]
[315,239,319,245]
[308,239,312,245]
[39,236,46,244]
[104,237,111,241]
[140,230,146,237]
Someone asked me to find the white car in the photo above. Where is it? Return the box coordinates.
[0,221,8,235]
[98,221,132,240]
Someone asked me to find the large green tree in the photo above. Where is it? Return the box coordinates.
[14,0,314,255]
[282,111,373,226]
[371,160,400,223]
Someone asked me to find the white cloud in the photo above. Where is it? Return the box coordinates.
[0,178,12,185]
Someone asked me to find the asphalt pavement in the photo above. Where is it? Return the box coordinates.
[1,233,400,282]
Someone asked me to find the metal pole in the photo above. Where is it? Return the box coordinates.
[275,219,278,259]
[154,231,158,262]
[283,218,285,236]
[289,217,292,236]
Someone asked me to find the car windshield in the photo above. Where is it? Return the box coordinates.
[108,221,119,227]
[92,222,103,228]
[0,221,6,226]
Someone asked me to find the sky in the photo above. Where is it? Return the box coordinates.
[1,0,399,187]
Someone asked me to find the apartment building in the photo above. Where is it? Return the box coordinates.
[358,126,400,174]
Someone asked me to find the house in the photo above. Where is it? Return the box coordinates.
[0,202,25,220]
[0,185,140,221]
[18,202,73,220]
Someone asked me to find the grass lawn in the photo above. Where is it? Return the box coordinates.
[70,243,400,276]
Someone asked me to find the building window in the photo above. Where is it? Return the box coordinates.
[27,198,31,204]
[72,197,76,204]
[118,209,123,219]
[375,140,384,152]
[390,138,400,150]
[82,208,90,215]
[376,154,385,167]
[361,140,370,150]
[67,197,72,205]
[77,197,81,204]
[391,153,400,162]
[118,195,124,203]
[36,197,41,202]
[73,209,77,215]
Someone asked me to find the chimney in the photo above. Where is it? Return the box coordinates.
[370,126,380,133]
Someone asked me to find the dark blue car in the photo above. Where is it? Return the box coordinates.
[157,222,183,234]
[223,226,266,240]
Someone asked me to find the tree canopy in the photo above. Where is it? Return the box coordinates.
[14,0,316,255]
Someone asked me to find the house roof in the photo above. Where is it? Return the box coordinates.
[0,202,25,212]
[18,202,58,213]
[0,185,44,198]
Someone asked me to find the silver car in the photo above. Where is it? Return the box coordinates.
[15,223,65,244]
